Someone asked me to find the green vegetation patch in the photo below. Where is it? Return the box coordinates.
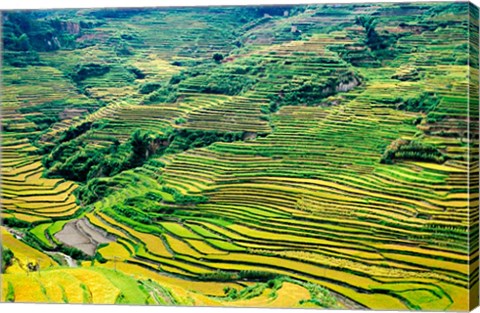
[380,139,447,164]
[2,248,15,273]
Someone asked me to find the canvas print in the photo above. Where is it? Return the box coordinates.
[0,1,479,311]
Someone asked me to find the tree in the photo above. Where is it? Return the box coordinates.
[2,248,14,272]
[139,82,162,94]
[71,63,110,82]
[17,33,31,51]
[213,53,224,62]
[115,41,133,56]
[380,139,446,164]
[131,130,154,160]
[355,16,383,51]
[130,130,170,163]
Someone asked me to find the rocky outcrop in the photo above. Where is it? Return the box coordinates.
[60,21,81,34]
[336,76,360,92]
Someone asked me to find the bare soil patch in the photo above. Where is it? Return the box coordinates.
[55,218,115,256]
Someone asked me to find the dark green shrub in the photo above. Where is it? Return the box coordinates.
[392,68,421,82]
[144,85,178,103]
[198,270,279,282]
[195,73,256,96]
[112,204,153,225]
[71,63,110,82]
[198,270,239,282]
[139,82,162,94]
[268,72,359,108]
[380,139,446,164]
[75,178,117,205]
[58,245,91,261]
[161,186,209,205]
[355,16,394,51]
[174,117,187,125]
[397,92,439,113]
[3,12,80,52]
[1,218,31,229]
[58,122,93,143]
[145,191,164,202]
[239,270,279,281]
[94,252,108,263]
[115,41,133,56]
[130,129,171,164]
[213,53,224,62]
[1,248,14,272]
[126,66,146,79]
[169,73,187,84]
[5,282,14,302]
[166,129,244,154]
[2,51,43,67]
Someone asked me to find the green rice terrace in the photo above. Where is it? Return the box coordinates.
[1,2,479,310]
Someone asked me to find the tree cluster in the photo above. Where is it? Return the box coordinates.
[161,186,209,205]
[194,73,257,96]
[380,139,446,164]
[139,82,162,94]
[397,92,439,113]
[143,84,178,104]
[43,121,248,205]
[70,63,111,82]
[3,12,82,54]
[112,203,153,225]
[166,128,245,153]
[44,127,168,184]
[198,270,279,282]
[355,15,399,60]
[1,248,14,272]
[355,16,385,51]
[268,72,359,111]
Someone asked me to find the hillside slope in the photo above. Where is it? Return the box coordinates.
[1,2,478,310]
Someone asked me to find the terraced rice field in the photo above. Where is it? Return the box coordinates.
[1,2,478,310]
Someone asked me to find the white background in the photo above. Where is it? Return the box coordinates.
[0,0,479,313]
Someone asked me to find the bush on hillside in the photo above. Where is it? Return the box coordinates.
[112,204,153,225]
[126,66,146,79]
[139,82,162,94]
[3,12,81,52]
[213,52,224,62]
[1,248,14,272]
[397,92,439,113]
[161,186,209,205]
[143,85,178,103]
[166,129,244,153]
[195,73,256,96]
[130,129,171,164]
[57,245,92,261]
[71,63,110,82]
[380,139,446,164]
[1,218,31,229]
[198,270,279,282]
[2,51,43,67]
[268,72,359,110]
[75,178,118,205]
